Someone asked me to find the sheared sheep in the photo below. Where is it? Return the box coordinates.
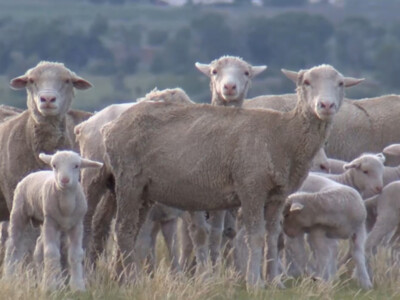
[282,174,372,289]
[101,64,362,288]
[3,151,102,291]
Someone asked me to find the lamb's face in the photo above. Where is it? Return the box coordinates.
[345,153,385,197]
[282,201,305,238]
[10,61,92,117]
[50,152,82,190]
[195,56,266,106]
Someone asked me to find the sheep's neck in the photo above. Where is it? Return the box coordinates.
[325,171,357,191]
[55,184,78,217]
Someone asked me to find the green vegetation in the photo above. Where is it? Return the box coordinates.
[1,1,400,112]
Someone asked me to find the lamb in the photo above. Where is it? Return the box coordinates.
[101,64,362,288]
[380,143,400,185]
[0,61,93,220]
[310,148,330,173]
[318,153,385,198]
[3,151,103,291]
[282,174,372,289]
[245,93,400,166]
[327,157,347,174]
[195,55,266,107]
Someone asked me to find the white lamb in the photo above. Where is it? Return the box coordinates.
[282,174,372,289]
[4,151,102,291]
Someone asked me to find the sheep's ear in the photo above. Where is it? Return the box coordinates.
[343,77,364,88]
[376,153,386,163]
[39,153,53,165]
[80,158,103,169]
[289,202,304,212]
[74,124,82,136]
[383,144,400,156]
[251,65,267,77]
[72,75,92,90]
[10,76,28,90]
[343,161,361,170]
[195,62,211,77]
[281,69,298,83]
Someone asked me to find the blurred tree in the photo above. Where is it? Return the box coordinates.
[89,14,109,37]
[191,13,237,60]
[148,29,169,46]
[247,13,333,69]
[374,41,400,89]
[263,0,306,6]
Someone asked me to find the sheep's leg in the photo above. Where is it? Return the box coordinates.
[264,199,284,288]
[208,210,226,265]
[0,221,9,266]
[179,215,195,272]
[89,190,116,264]
[33,232,44,277]
[307,230,333,281]
[232,226,248,277]
[366,210,398,255]
[4,207,29,277]
[160,218,181,272]
[67,223,85,291]
[42,217,62,291]
[241,199,265,289]
[351,226,373,290]
[188,211,210,275]
[222,209,237,266]
[284,234,308,277]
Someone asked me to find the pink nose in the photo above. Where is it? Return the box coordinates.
[61,177,70,184]
[40,95,56,103]
[224,83,236,93]
[319,101,335,110]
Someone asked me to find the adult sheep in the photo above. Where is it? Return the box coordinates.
[245,92,400,165]
[0,61,92,220]
[101,64,362,288]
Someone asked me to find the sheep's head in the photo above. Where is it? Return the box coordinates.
[282,199,305,238]
[310,147,330,173]
[282,65,364,121]
[344,153,385,197]
[10,61,92,117]
[39,151,102,190]
[195,55,266,107]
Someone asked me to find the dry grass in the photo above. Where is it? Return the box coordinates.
[2,235,400,300]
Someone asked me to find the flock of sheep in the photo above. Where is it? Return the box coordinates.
[0,56,400,292]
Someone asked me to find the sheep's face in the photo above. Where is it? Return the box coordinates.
[282,65,364,121]
[310,147,330,173]
[344,153,385,197]
[282,201,304,238]
[10,61,92,117]
[195,56,266,107]
[39,151,103,190]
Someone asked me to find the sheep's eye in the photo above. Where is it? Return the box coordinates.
[338,81,344,87]
[212,69,217,75]
[29,78,34,84]
[74,164,79,169]
[244,71,250,76]
[52,164,56,169]
[304,80,311,86]
[65,79,70,84]
[363,170,369,175]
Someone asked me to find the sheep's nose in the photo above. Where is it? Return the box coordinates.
[61,177,70,184]
[40,95,56,103]
[319,101,335,110]
[224,83,236,93]
[376,186,383,193]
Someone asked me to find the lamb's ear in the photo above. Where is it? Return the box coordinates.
[195,62,211,77]
[376,153,386,163]
[251,65,267,77]
[289,202,304,212]
[39,153,53,166]
[74,124,82,137]
[281,69,298,83]
[10,75,28,90]
[343,77,364,88]
[383,144,400,156]
[80,158,103,169]
[71,74,92,90]
[344,161,361,170]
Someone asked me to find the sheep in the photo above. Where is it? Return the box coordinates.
[320,153,385,198]
[74,87,193,264]
[3,151,102,291]
[310,148,330,173]
[0,61,92,220]
[327,157,347,174]
[282,174,372,289]
[195,55,266,107]
[380,143,400,185]
[101,64,362,288]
